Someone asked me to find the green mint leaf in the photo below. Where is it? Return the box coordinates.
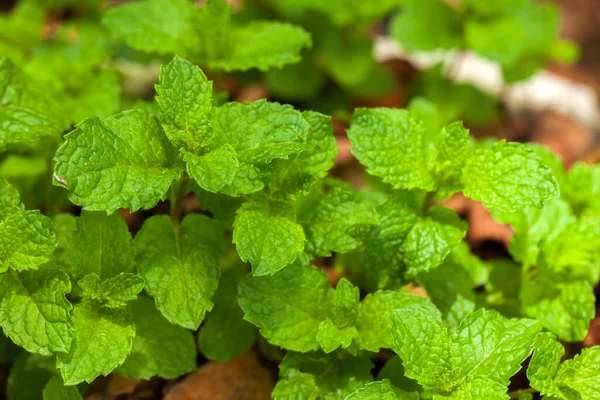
[462,141,559,213]
[501,198,574,268]
[272,352,373,400]
[316,317,358,353]
[563,162,600,215]
[68,69,121,123]
[347,108,435,191]
[331,278,360,327]
[390,305,448,389]
[0,58,70,151]
[377,356,422,393]
[262,0,403,26]
[529,332,600,399]
[238,262,331,352]
[67,211,135,281]
[431,121,471,191]
[118,297,196,380]
[298,187,379,257]
[464,17,526,67]
[0,178,56,271]
[554,346,600,398]
[102,0,198,56]
[212,100,310,164]
[78,273,145,309]
[156,56,213,152]
[185,145,264,196]
[198,272,256,362]
[402,205,467,278]
[233,198,304,276]
[134,214,223,329]
[391,306,541,397]
[0,1,44,49]
[363,192,422,289]
[345,380,418,400]
[188,100,318,197]
[51,214,77,271]
[521,273,594,342]
[527,332,564,398]
[206,21,311,72]
[42,376,82,400]
[7,354,58,400]
[419,242,486,315]
[266,110,337,198]
[462,0,527,14]
[0,269,72,355]
[57,300,135,385]
[266,54,326,101]
[356,291,438,352]
[539,217,600,284]
[53,109,181,213]
[321,32,374,89]
[389,0,462,52]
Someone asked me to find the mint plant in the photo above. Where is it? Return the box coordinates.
[390,0,578,82]
[0,0,599,398]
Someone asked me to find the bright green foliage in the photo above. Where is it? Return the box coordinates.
[0,10,596,399]
[410,74,499,126]
[102,0,310,71]
[57,300,135,385]
[7,354,58,400]
[362,193,467,288]
[0,58,70,152]
[0,178,56,271]
[42,376,82,400]
[78,273,145,309]
[134,214,223,329]
[391,306,541,398]
[419,242,487,316]
[298,187,379,257]
[354,290,438,352]
[496,196,600,341]
[102,0,199,56]
[156,56,213,152]
[272,352,373,400]
[238,262,437,353]
[528,333,600,399]
[198,272,256,362]
[53,109,182,213]
[267,111,337,198]
[462,141,559,213]
[118,298,197,380]
[390,0,462,52]
[238,262,330,352]
[233,198,305,275]
[0,269,72,355]
[348,108,558,213]
[345,380,418,400]
[390,0,577,81]
[262,0,403,26]
[67,211,135,281]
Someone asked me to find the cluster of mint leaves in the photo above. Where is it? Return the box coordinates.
[0,0,599,399]
[390,0,578,82]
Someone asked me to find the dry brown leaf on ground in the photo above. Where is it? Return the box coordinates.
[164,352,274,400]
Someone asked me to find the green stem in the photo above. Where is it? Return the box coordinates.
[507,387,537,399]
[422,191,436,213]
[170,173,189,230]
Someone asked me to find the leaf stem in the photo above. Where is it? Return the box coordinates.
[507,387,537,399]
[170,173,189,230]
[422,191,436,213]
